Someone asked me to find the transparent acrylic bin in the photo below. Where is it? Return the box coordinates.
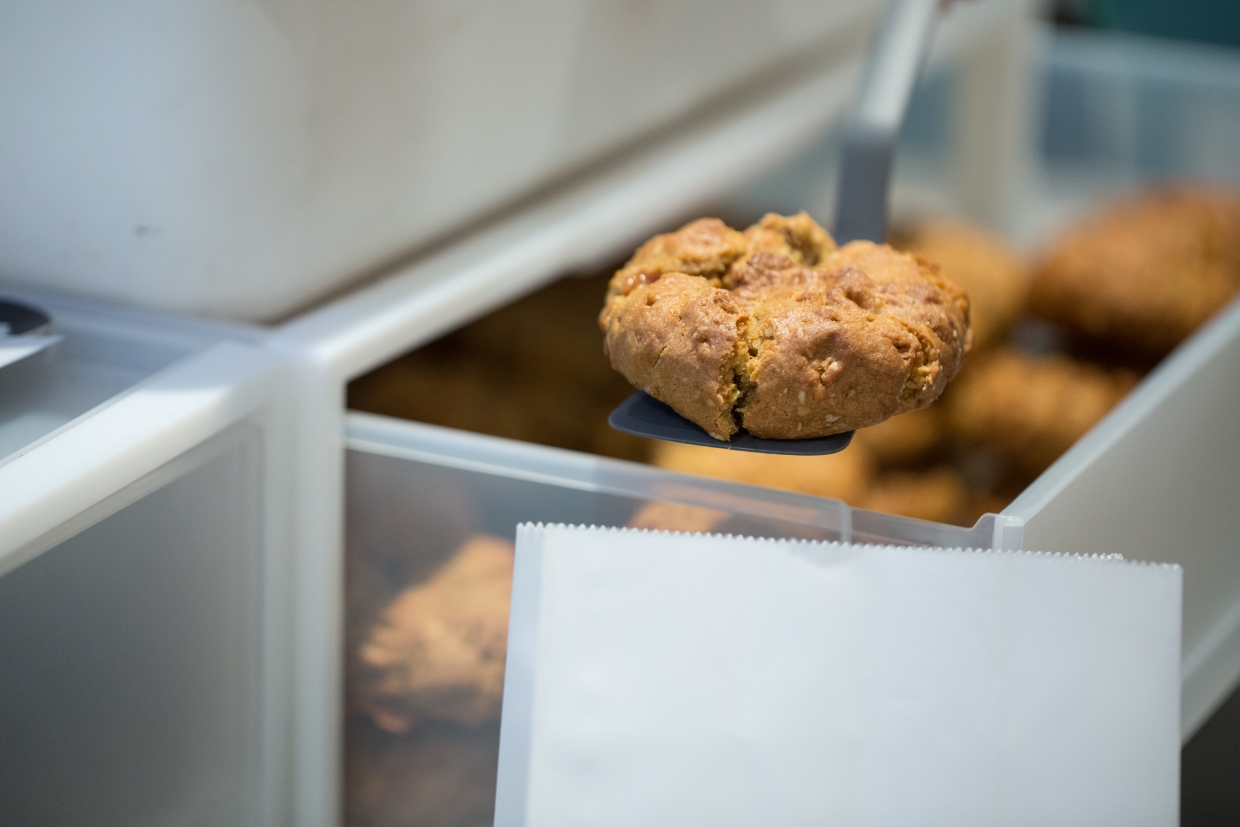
[343,413,995,827]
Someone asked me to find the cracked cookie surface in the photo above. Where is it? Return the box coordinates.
[599,213,972,440]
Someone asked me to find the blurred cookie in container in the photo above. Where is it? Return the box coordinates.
[451,271,625,391]
[626,500,731,534]
[896,219,1028,352]
[356,535,514,734]
[946,348,1138,478]
[650,439,875,505]
[345,721,499,827]
[350,356,617,456]
[852,406,944,468]
[1030,187,1240,354]
[859,467,968,525]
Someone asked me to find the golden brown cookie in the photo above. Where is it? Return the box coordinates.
[626,500,730,534]
[345,722,499,827]
[1030,187,1240,353]
[349,271,650,462]
[859,467,968,525]
[945,348,1138,477]
[357,535,514,732]
[650,438,875,504]
[851,405,944,467]
[600,213,972,441]
[898,219,1027,351]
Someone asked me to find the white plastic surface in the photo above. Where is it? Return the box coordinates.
[1000,297,1240,738]
[0,425,265,826]
[0,334,285,575]
[0,333,59,371]
[0,291,222,469]
[498,525,1181,827]
[0,0,879,320]
[0,296,295,826]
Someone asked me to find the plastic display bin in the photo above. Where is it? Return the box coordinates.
[342,413,1001,827]
[0,290,294,825]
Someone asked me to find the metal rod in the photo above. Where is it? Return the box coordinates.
[833,0,940,244]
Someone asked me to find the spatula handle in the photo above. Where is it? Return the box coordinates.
[833,0,940,244]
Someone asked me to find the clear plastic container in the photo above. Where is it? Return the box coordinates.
[343,414,996,827]
[0,425,267,826]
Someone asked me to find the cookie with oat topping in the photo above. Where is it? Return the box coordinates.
[599,212,972,441]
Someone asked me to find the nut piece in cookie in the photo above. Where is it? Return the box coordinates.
[601,213,972,441]
[1030,187,1240,353]
[946,348,1138,477]
[357,535,514,732]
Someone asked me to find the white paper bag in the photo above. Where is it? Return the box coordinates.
[496,524,1181,827]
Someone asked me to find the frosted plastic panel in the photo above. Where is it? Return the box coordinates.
[1009,299,1240,736]
[0,425,264,826]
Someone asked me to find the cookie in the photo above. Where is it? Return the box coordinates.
[1030,187,1240,353]
[356,535,514,732]
[600,213,972,440]
[859,467,968,525]
[852,405,944,467]
[898,219,1027,351]
[650,437,875,504]
[945,348,1138,476]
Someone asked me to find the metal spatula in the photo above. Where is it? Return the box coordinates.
[608,0,940,454]
[0,298,58,371]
